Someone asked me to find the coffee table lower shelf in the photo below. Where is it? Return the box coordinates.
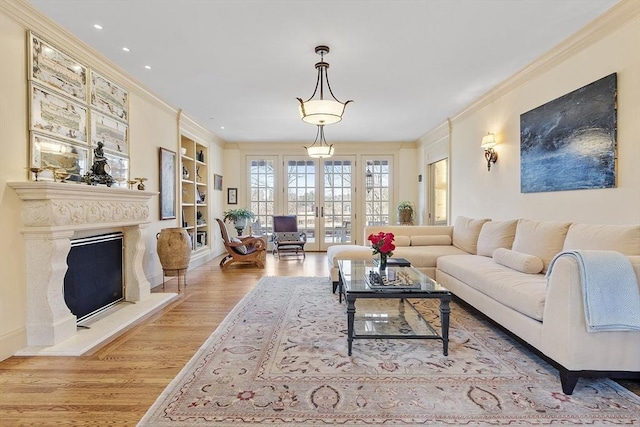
[345,292,451,357]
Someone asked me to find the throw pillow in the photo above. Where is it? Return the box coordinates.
[277,232,300,242]
[452,216,491,254]
[493,248,544,274]
[477,220,518,257]
[410,235,452,246]
[230,237,248,254]
[512,219,571,273]
[563,224,640,255]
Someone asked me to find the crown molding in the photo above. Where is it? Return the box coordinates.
[2,0,177,117]
[418,119,450,147]
[179,112,226,148]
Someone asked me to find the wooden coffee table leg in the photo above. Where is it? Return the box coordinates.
[347,296,356,355]
[440,297,451,356]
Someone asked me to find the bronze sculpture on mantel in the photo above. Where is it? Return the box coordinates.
[83,141,115,186]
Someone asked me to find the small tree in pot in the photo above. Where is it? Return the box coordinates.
[223,208,255,235]
[397,201,415,225]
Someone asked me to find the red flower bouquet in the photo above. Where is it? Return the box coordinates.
[367,231,395,257]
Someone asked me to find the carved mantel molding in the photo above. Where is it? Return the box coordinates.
[9,182,156,230]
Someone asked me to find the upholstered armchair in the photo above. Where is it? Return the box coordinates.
[216,218,266,269]
[272,215,307,259]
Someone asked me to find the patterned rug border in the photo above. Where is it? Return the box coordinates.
[139,276,640,426]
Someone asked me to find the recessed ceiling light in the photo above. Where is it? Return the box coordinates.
[220,126,225,130]
[144,65,151,70]
[122,47,130,52]
[93,24,103,30]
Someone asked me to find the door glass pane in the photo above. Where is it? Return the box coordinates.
[323,159,352,243]
[287,160,316,243]
[248,158,275,235]
[364,159,391,226]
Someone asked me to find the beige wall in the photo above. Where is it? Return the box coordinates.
[0,2,224,360]
[419,2,640,225]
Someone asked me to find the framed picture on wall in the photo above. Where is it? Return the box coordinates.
[214,174,223,191]
[29,32,87,102]
[31,133,89,182]
[90,71,128,121]
[103,151,129,188]
[159,148,176,220]
[520,73,617,193]
[30,83,88,143]
[228,188,237,204]
[91,111,128,155]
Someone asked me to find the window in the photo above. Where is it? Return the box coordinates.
[364,158,391,226]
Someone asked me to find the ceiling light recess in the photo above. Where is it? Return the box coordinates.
[305,125,334,158]
[297,45,353,126]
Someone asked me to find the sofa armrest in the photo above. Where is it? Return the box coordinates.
[541,255,640,372]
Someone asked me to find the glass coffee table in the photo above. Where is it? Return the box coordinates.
[337,259,452,356]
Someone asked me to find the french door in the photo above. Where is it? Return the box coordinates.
[284,156,355,251]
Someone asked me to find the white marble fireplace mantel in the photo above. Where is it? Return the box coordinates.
[9,182,176,354]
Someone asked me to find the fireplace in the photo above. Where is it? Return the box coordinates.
[9,182,176,352]
[65,233,124,322]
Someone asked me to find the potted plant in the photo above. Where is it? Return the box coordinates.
[397,201,415,225]
[223,208,255,235]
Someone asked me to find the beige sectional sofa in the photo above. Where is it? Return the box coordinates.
[327,217,640,394]
[327,224,470,282]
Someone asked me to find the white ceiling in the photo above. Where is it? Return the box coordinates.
[26,0,618,145]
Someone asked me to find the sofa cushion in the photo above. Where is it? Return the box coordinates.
[493,248,544,274]
[563,224,640,256]
[393,245,468,268]
[411,235,452,246]
[477,220,518,257]
[393,235,411,247]
[452,216,491,255]
[512,219,571,273]
[437,255,547,321]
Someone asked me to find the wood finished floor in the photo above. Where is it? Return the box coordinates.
[0,252,637,426]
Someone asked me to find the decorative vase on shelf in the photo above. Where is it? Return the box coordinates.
[379,253,388,272]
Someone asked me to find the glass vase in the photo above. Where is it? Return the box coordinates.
[379,253,388,272]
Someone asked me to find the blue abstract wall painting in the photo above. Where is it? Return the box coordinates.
[520,73,617,193]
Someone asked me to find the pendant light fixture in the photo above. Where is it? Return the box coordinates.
[305,125,334,158]
[297,45,353,126]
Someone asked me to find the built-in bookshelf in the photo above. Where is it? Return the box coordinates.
[180,135,208,252]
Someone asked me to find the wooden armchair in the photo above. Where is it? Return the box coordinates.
[216,218,266,269]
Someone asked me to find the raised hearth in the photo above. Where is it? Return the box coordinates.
[9,182,174,353]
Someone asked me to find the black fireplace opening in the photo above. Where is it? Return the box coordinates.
[64,232,124,322]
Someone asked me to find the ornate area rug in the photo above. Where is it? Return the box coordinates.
[139,276,640,426]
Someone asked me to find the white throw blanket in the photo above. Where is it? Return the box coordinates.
[547,250,640,332]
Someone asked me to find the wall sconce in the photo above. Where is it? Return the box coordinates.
[481,133,498,172]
